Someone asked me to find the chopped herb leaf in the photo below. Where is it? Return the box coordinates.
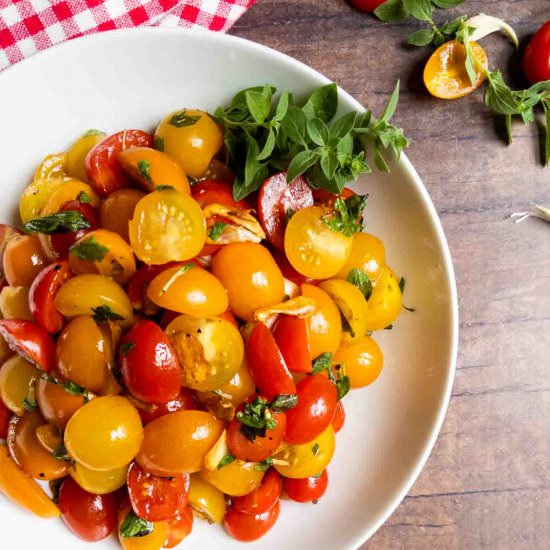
[384,324,393,330]
[336,372,351,400]
[399,277,406,294]
[137,159,152,183]
[77,191,92,204]
[269,394,298,411]
[169,110,201,128]
[217,454,236,469]
[83,129,104,137]
[69,236,108,262]
[120,510,154,538]
[52,444,74,463]
[322,195,368,237]
[155,185,175,191]
[312,353,333,375]
[23,397,37,412]
[236,397,278,442]
[92,305,124,323]
[347,268,373,300]
[254,458,274,471]
[312,443,320,456]
[24,211,90,234]
[153,136,165,151]
[208,222,228,241]
[121,341,136,357]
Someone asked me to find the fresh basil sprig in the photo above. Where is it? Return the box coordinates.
[23,211,90,234]
[215,82,409,200]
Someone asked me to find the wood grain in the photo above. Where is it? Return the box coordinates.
[231,1,550,548]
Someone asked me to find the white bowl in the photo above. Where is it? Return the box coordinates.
[0,29,458,550]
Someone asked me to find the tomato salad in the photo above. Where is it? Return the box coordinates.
[0,84,405,548]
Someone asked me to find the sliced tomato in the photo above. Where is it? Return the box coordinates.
[258,173,314,250]
[192,179,249,210]
[273,315,311,373]
[312,186,355,207]
[0,319,55,372]
[28,261,71,334]
[138,388,198,425]
[224,501,280,542]
[283,470,328,503]
[246,323,296,399]
[232,469,282,515]
[165,507,194,548]
[0,398,10,439]
[331,400,346,433]
[127,461,189,522]
[85,130,153,196]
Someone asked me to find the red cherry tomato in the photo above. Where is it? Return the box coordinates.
[258,173,314,250]
[127,461,189,522]
[0,398,10,439]
[523,20,550,84]
[227,397,287,463]
[50,200,99,259]
[246,323,296,399]
[232,469,282,515]
[312,186,355,206]
[165,507,194,548]
[225,501,280,542]
[119,320,181,403]
[331,400,346,433]
[270,248,315,286]
[28,261,71,333]
[138,388,198,425]
[192,179,250,209]
[85,130,153,196]
[347,0,386,13]
[127,262,180,310]
[0,319,55,372]
[58,477,118,542]
[285,374,337,445]
[283,470,328,503]
[273,315,311,373]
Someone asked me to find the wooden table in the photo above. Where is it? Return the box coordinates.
[232,1,550,548]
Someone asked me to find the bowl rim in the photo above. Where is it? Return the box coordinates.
[0,27,459,548]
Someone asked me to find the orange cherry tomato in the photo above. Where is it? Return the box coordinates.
[336,232,386,284]
[99,189,145,242]
[272,315,311,373]
[224,501,280,542]
[333,336,383,388]
[39,181,101,218]
[164,507,194,548]
[118,147,191,194]
[424,39,488,100]
[331,400,346,433]
[117,503,168,550]
[127,262,181,311]
[232,469,282,515]
[3,235,48,288]
[283,469,328,503]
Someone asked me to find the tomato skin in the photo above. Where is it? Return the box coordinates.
[100,189,145,243]
[347,0,385,12]
[28,261,71,334]
[127,461,189,522]
[3,235,48,288]
[58,477,118,542]
[246,323,296,399]
[224,501,280,542]
[0,398,10,439]
[273,315,311,373]
[36,376,86,430]
[138,388,198,425]
[285,374,337,445]
[192,179,249,210]
[127,262,180,311]
[85,130,153,196]
[232,469,282,515]
[119,320,181,403]
[331,400,346,433]
[270,248,315,286]
[258,173,314,250]
[523,21,550,84]
[165,507,194,548]
[283,470,328,503]
[0,319,55,372]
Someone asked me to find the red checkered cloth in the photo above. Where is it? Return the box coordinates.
[0,0,256,71]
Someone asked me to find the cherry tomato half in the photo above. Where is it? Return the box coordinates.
[127,461,189,522]
[523,20,550,84]
[232,469,282,515]
[192,179,249,209]
[283,470,328,503]
[138,388,198,425]
[273,315,311,373]
[119,320,181,404]
[0,319,55,372]
[85,129,153,196]
[58,477,118,542]
[331,400,346,433]
[165,507,194,548]
[224,501,280,542]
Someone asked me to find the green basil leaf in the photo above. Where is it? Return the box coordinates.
[77,191,91,204]
[281,106,308,144]
[270,394,298,411]
[374,0,408,22]
[254,458,273,471]
[544,100,550,165]
[169,110,201,128]
[336,133,354,155]
[312,353,333,374]
[217,454,236,469]
[379,80,401,123]
[245,90,272,124]
[244,134,261,187]
[92,305,125,322]
[121,341,135,357]
[431,0,465,8]
[120,511,154,538]
[137,159,152,183]
[407,28,436,46]
[320,150,338,180]
[307,118,329,146]
[402,0,433,21]
[347,268,373,300]
[274,90,290,122]
[257,128,277,161]
[329,112,356,141]
[153,136,165,151]
[286,149,319,182]
[23,211,90,234]
[374,146,390,172]
[69,236,108,262]
[208,222,228,242]
[302,83,338,123]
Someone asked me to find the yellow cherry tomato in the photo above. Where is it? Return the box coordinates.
[65,130,107,182]
[0,356,39,415]
[333,336,383,388]
[70,462,128,495]
[336,232,386,283]
[211,243,285,321]
[99,189,145,243]
[319,279,368,343]
[118,147,191,194]
[200,459,264,497]
[3,235,48,288]
[301,283,342,359]
[69,229,136,285]
[64,396,143,471]
[0,286,33,320]
[55,274,134,329]
[166,314,244,391]
[137,410,224,475]
[365,266,402,331]
[284,206,352,279]
[118,504,168,550]
[274,426,335,479]
[188,474,226,524]
[147,265,228,317]
[129,190,206,265]
[40,180,101,216]
[0,444,60,518]
[155,109,223,178]
[424,39,488,100]
[19,153,70,223]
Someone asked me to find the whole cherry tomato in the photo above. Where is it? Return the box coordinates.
[224,501,280,542]
[258,173,314,250]
[165,507,194,548]
[523,21,550,84]
[285,374,337,445]
[28,261,71,333]
[347,0,385,13]
[99,189,145,243]
[283,469,328,503]
[138,388,198,425]
[273,315,311,373]
[246,323,296,399]
[2,235,47,288]
[0,319,55,372]
[0,397,11,439]
[58,477,118,542]
[119,320,181,403]
[35,376,86,430]
[85,129,153,196]
[331,400,346,433]
[127,461,189,522]
[232,469,282,515]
